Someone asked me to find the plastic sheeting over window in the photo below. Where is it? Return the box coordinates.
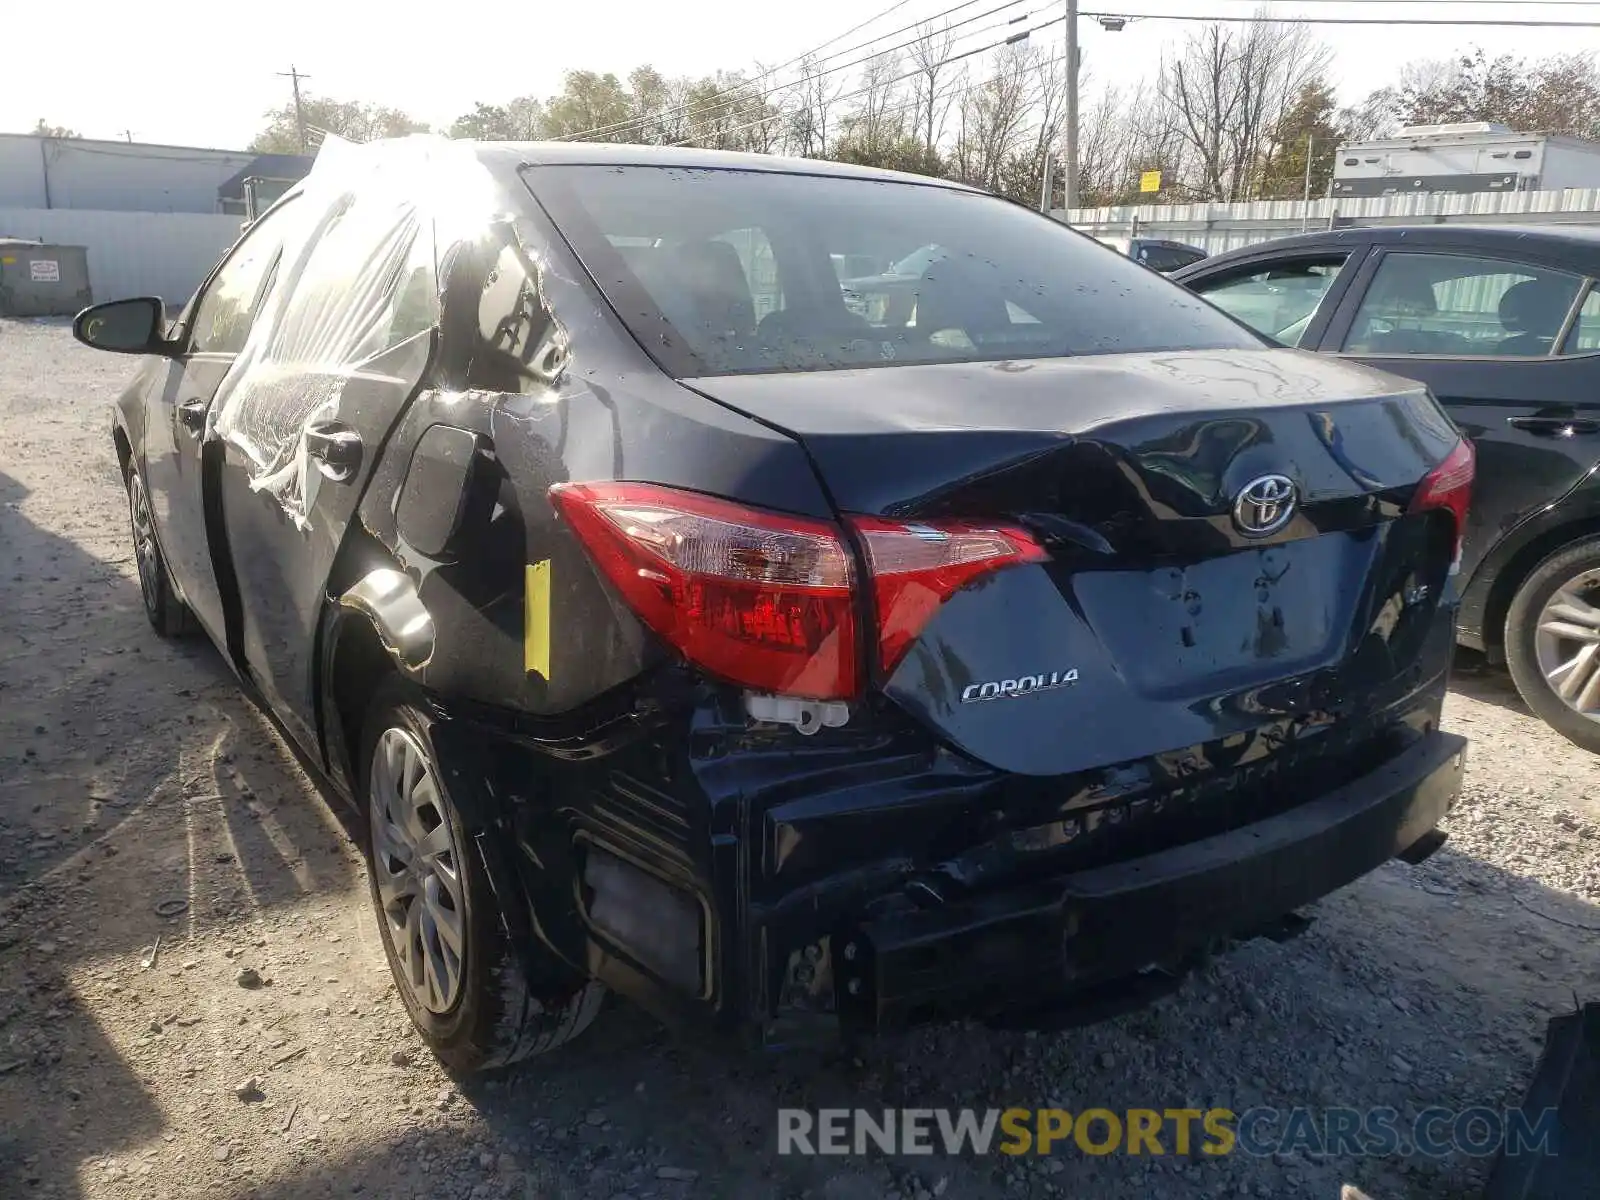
[211,135,484,527]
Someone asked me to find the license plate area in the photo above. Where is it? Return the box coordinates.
[1073,536,1370,695]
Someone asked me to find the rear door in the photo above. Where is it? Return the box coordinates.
[141,203,293,648]
[1316,246,1600,583]
[211,185,438,754]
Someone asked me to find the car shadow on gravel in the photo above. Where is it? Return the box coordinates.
[0,469,375,1199]
[1448,654,1534,721]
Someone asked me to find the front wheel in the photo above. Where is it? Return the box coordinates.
[1504,535,1600,754]
[360,679,604,1072]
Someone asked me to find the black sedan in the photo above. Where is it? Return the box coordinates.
[74,141,1468,1071]
[1176,225,1600,753]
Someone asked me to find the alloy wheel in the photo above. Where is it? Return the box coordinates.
[128,473,159,615]
[369,727,467,1014]
[1533,568,1600,722]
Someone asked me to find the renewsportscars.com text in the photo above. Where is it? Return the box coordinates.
[777,1107,1560,1159]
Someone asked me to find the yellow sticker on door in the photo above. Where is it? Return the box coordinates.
[525,559,552,679]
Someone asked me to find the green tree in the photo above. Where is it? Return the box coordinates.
[1256,79,1343,200]
[830,131,944,178]
[32,119,79,137]
[249,96,429,153]
[541,71,634,141]
[448,98,546,140]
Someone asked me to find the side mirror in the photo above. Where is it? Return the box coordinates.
[73,298,175,356]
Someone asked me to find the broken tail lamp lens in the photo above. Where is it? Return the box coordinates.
[549,482,1047,698]
[849,517,1048,676]
[548,482,858,698]
[1409,438,1476,573]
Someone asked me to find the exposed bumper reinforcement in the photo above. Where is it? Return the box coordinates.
[836,730,1468,1031]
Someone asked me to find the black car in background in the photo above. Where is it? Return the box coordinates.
[1095,236,1209,272]
[1175,226,1600,753]
[74,141,1468,1071]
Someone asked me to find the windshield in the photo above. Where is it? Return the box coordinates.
[525,165,1262,376]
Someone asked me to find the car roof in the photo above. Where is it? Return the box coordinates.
[469,140,983,192]
[1188,223,1600,273]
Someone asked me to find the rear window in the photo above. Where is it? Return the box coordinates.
[524,165,1260,376]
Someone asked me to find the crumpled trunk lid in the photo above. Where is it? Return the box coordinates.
[686,349,1462,775]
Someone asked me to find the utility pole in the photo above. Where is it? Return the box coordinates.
[1039,147,1053,213]
[277,65,311,154]
[1063,0,1080,213]
[1302,133,1314,232]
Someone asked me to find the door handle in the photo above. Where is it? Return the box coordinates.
[177,399,206,436]
[1507,415,1600,438]
[304,421,363,482]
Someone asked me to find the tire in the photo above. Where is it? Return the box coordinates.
[359,678,604,1073]
[125,466,196,638]
[1504,534,1600,754]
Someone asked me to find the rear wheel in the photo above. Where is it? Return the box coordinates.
[126,467,195,638]
[360,679,604,1073]
[1504,536,1600,754]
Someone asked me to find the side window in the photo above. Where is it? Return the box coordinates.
[189,203,294,355]
[466,235,569,393]
[262,191,436,365]
[1562,288,1600,355]
[1192,256,1349,347]
[1344,252,1581,357]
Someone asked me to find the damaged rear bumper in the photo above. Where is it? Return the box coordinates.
[832,730,1468,1032]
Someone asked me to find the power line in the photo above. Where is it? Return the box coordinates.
[665,13,1068,147]
[1083,10,1600,26]
[553,0,1023,142]
[1210,0,1600,5]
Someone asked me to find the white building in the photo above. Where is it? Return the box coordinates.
[0,134,310,215]
[1332,123,1600,198]
[0,134,312,304]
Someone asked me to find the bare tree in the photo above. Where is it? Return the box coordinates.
[908,22,960,153]
[950,44,1035,192]
[1157,12,1330,201]
[782,55,845,157]
[840,52,909,159]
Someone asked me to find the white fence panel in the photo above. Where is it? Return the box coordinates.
[1058,188,1600,256]
[0,208,243,306]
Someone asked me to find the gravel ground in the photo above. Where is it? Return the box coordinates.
[1,316,1597,1200]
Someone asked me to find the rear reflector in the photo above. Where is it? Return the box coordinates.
[1409,438,1476,572]
[550,483,1048,699]
[849,518,1049,676]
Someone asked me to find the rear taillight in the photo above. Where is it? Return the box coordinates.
[849,518,1048,675]
[1409,438,1476,573]
[549,483,1047,699]
[548,483,858,699]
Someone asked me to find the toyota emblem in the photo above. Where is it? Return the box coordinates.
[1233,474,1297,537]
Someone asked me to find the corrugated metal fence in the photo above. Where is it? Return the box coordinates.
[1057,187,1600,257]
[0,208,243,307]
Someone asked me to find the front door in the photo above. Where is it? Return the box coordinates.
[141,205,294,649]
[210,188,438,756]
[1319,247,1600,584]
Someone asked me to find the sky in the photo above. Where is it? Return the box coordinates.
[3,1,1595,149]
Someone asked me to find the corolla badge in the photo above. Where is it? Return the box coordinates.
[1232,474,1297,537]
[961,668,1080,703]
